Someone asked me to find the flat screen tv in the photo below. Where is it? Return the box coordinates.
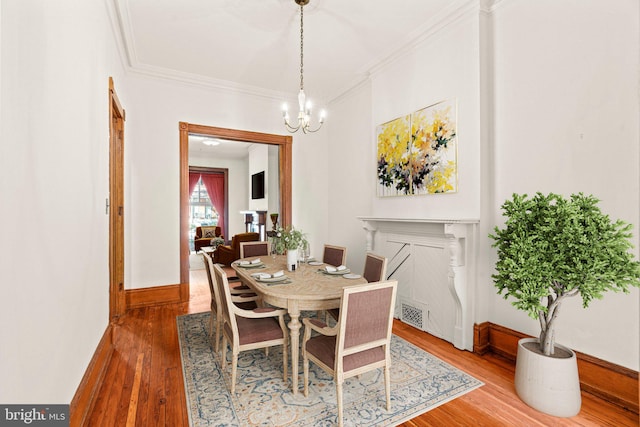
[251,171,265,200]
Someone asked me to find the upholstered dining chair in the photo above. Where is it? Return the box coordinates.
[239,240,270,258]
[213,263,289,394]
[302,280,398,427]
[201,252,258,352]
[323,244,347,267]
[327,252,388,322]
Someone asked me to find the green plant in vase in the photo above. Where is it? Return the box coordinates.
[272,226,307,255]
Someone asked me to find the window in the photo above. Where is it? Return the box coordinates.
[189,177,219,250]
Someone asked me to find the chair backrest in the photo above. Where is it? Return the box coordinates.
[231,232,260,257]
[212,263,236,337]
[323,244,347,267]
[201,252,215,301]
[240,241,270,258]
[363,253,387,283]
[336,280,397,361]
[203,252,223,315]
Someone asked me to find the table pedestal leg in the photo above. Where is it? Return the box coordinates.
[287,307,301,395]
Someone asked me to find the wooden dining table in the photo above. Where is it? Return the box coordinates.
[231,254,367,395]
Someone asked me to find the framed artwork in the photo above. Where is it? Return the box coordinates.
[376,99,457,196]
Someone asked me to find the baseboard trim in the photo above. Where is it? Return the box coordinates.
[125,283,188,309]
[70,323,114,425]
[474,322,639,414]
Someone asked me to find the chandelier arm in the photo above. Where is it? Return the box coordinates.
[283,117,302,133]
[302,121,324,133]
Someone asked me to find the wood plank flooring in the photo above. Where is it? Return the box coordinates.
[84,269,639,426]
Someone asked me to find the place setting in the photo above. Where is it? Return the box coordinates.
[319,265,361,279]
[233,258,265,269]
[251,269,291,285]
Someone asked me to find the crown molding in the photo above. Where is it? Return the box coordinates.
[108,0,293,101]
[107,0,500,105]
[368,0,482,79]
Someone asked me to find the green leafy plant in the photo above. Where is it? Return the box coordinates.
[271,226,307,254]
[490,192,640,356]
[210,236,225,248]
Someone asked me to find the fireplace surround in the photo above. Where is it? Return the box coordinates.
[358,217,479,351]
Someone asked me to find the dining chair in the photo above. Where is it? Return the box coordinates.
[323,244,347,267]
[202,252,258,352]
[213,263,289,394]
[240,240,270,258]
[302,280,398,427]
[327,252,388,322]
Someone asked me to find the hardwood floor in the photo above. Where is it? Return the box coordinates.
[85,269,639,426]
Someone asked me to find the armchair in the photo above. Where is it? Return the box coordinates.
[213,232,260,266]
[194,226,223,252]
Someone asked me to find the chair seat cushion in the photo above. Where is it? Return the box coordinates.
[234,316,283,345]
[306,335,385,372]
[234,301,257,310]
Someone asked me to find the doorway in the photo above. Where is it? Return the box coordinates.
[109,77,125,320]
[178,123,292,300]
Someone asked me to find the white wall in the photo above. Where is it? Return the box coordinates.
[370,9,482,221]
[329,0,639,370]
[122,73,330,288]
[267,145,280,219]
[486,0,639,370]
[0,0,124,402]
[326,82,374,274]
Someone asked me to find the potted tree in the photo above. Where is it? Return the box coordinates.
[490,192,640,417]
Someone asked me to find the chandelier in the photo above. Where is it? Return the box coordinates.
[282,0,325,134]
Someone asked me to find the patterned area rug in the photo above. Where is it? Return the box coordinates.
[177,312,482,426]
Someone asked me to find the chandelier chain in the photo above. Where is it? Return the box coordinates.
[299,3,304,91]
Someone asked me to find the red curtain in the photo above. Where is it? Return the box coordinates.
[200,173,225,232]
[188,173,201,197]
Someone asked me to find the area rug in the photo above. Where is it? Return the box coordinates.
[177,311,483,427]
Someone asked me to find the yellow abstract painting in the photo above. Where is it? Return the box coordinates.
[377,99,457,196]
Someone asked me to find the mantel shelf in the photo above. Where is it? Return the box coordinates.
[357,216,479,224]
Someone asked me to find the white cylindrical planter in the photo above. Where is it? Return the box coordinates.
[514,338,581,417]
[286,249,297,272]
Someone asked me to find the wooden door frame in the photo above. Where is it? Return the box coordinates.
[109,77,126,320]
[178,122,292,298]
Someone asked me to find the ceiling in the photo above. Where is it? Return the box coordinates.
[113,0,465,104]
[188,135,254,159]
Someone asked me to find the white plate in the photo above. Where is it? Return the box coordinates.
[256,275,288,283]
[343,273,361,279]
[308,261,323,266]
[237,261,264,268]
[324,268,351,275]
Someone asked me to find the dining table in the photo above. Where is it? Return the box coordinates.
[231,254,367,395]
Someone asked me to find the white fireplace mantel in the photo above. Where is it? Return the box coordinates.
[358,216,479,351]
